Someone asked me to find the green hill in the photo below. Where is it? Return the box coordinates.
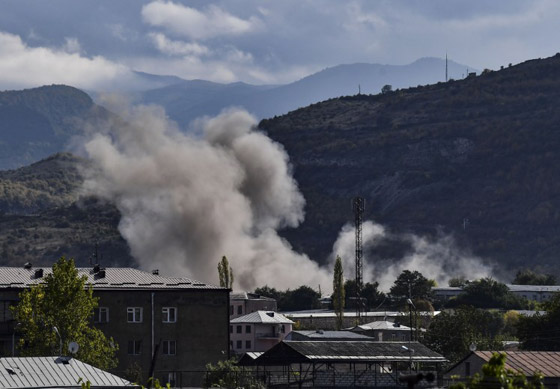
[260,54,560,275]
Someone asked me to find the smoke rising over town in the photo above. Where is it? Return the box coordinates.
[81,101,331,290]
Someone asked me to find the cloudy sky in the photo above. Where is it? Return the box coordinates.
[0,0,559,90]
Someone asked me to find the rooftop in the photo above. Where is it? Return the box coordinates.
[248,341,447,366]
[352,320,413,332]
[230,311,294,324]
[455,351,560,377]
[0,356,136,388]
[230,291,276,301]
[288,330,372,340]
[0,266,224,290]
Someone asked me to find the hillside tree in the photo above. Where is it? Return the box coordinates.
[332,256,345,330]
[218,255,234,289]
[11,257,118,369]
[390,270,434,302]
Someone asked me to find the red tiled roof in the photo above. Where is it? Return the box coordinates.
[476,351,560,377]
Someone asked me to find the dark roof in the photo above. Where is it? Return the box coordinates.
[0,356,136,388]
[289,330,371,340]
[0,267,224,291]
[230,291,276,301]
[249,341,446,366]
[475,351,560,377]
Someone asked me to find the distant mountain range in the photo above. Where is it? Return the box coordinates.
[136,57,474,128]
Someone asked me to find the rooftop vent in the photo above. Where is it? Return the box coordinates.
[93,264,100,273]
[34,269,43,279]
[152,269,159,275]
[316,330,324,334]
[23,262,32,269]
[97,269,106,279]
[266,312,275,317]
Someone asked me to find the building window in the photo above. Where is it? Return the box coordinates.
[94,307,109,323]
[163,340,176,356]
[236,340,242,349]
[245,325,251,334]
[237,305,243,315]
[162,307,176,323]
[167,372,177,387]
[281,325,285,333]
[245,340,251,349]
[127,340,142,355]
[236,325,242,333]
[127,307,143,323]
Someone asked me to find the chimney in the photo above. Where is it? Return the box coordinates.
[23,262,32,269]
[34,269,44,279]
[97,269,106,278]
[152,269,159,275]
[93,264,100,273]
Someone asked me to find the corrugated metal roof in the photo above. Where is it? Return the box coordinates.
[230,311,294,324]
[254,341,446,365]
[0,267,224,290]
[475,351,560,377]
[0,356,136,388]
[506,284,560,293]
[291,331,371,340]
[355,320,412,331]
[230,291,276,301]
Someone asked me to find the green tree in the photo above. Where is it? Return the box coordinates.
[450,352,543,389]
[450,277,528,309]
[424,306,504,365]
[11,257,118,369]
[344,280,385,310]
[204,358,264,389]
[217,256,234,289]
[381,84,393,94]
[279,286,320,311]
[254,285,283,302]
[517,293,560,350]
[332,256,345,330]
[389,270,434,302]
[512,269,556,285]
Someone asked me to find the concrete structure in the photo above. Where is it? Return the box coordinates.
[445,351,560,389]
[0,266,229,387]
[230,291,277,319]
[0,356,137,388]
[229,311,292,354]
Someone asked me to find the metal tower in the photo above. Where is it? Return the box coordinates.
[352,196,365,321]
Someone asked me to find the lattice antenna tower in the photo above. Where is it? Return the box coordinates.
[352,196,365,321]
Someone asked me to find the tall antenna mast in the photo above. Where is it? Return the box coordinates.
[352,197,365,322]
[445,52,448,82]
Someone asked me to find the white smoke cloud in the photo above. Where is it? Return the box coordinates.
[330,221,494,292]
[81,103,331,290]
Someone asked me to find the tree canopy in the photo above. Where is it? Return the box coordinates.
[11,257,118,369]
[449,277,529,310]
[389,270,434,302]
[344,280,385,310]
[218,255,234,289]
[332,256,345,330]
[517,293,560,350]
[512,269,556,285]
[254,285,321,311]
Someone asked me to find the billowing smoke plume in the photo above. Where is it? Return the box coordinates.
[81,102,331,290]
[330,221,494,291]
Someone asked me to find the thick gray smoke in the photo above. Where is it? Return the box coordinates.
[330,221,494,291]
[81,102,331,290]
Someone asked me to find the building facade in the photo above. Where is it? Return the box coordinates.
[229,291,277,319]
[0,265,229,387]
[229,311,292,354]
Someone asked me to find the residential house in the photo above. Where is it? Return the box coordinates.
[0,265,229,387]
[229,311,292,354]
[445,351,560,389]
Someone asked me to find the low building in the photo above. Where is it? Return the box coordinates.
[445,351,560,388]
[0,265,229,387]
[349,320,414,341]
[0,356,137,388]
[239,340,447,387]
[230,311,293,354]
[286,330,371,342]
[432,285,560,303]
[230,291,277,319]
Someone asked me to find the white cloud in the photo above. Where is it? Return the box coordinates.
[142,1,259,40]
[149,32,210,56]
[0,31,135,91]
[62,37,81,54]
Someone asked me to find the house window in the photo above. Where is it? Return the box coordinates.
[236,340,242,349]
[94,307,109,323]
[245,325,251,333]
[127,307,143,323]
[391,333,396,340]
[167,372,177,387]
[127,340,142,355]
[281,325,285,333]
[237,305,243,315]
[163,340,176,356]
[245,340,251,349]
[236,325,242,333]
[162,307,177,323]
